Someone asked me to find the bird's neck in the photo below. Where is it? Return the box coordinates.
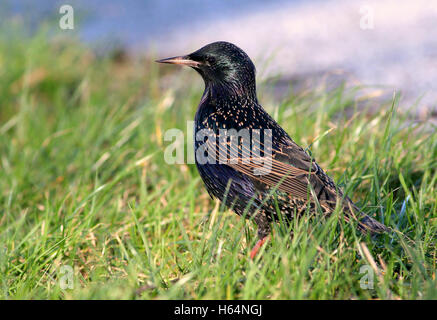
[206,80,257,104]
[195,81,260,131]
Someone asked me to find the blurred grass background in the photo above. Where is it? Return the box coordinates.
[0,25,436,299]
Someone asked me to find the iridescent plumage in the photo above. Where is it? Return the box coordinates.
[157,41,387,256]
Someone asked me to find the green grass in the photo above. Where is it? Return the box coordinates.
[0,29,436,300]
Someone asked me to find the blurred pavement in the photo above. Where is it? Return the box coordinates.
[7,0,437,112]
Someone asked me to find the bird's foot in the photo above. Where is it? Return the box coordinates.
[250,236,270,260]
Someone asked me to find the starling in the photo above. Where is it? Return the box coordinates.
[157,41,388,258]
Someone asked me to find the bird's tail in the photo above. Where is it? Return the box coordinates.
[344,198,389,234]
[357,214,389,234]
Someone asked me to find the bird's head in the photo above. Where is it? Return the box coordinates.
[156,42,256,96]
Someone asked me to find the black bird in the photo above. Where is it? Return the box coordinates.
[157,41,388,258]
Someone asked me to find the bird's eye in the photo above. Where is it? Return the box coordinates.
[206,56,216,65]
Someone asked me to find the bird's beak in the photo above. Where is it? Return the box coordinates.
[155,55,202,68]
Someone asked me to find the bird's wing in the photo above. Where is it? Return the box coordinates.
[203,130,387,234]
[225,140,387,233]
[206,136,339,202]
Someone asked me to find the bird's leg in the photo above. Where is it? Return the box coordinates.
[250,213,271,259]
[250,235,270,259]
